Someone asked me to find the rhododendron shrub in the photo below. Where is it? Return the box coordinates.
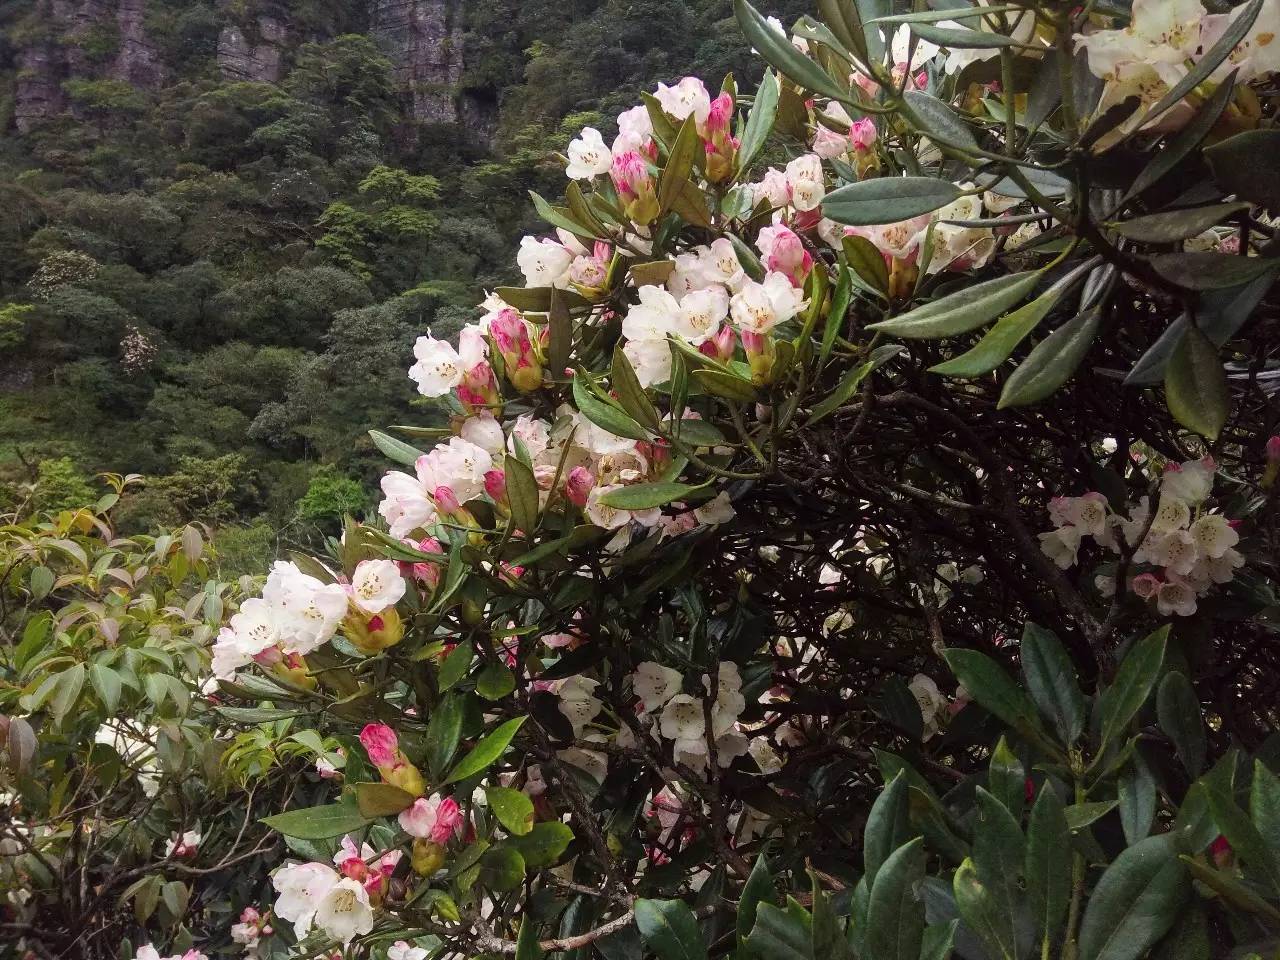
[8,0,1280,958]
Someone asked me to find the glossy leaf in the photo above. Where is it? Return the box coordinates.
[572,371,650,441]
[998,306,1102,408]
[738,854,776,946]
[738,70,780,173]
[942,647,1043,737]
[369,429,425,467]
[1077,835,1189,960]
[635,898,709,960]
[444,716,526,785]
[1119,752,1157,844]
[508,821,573,867]
[871,270,1041,340]
[823,177,962,227]
[1099,626,1167,754]
[928,290,1059,378]
[863,771,913,888]
[1156,673,1204,777]
[1150,252,1279,291]
[262,800,371,840]
[487,786,535,836]
[735,0,851,103]
[1124,73,1237,202]
[597,481,705,510]
[866,837,926,960]
[1020,623,1086,746]
[1026,782,1071,949]
[1206,129,1280,211]
[904,90,978,151]
[1110,203,1249,244]
[1165,325,1228,441]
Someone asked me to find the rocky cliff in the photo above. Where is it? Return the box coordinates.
[8,0,492,137]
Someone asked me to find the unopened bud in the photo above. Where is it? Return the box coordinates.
[411,838,447,876]
[1264,436,1280,488]
[565,466,595,507]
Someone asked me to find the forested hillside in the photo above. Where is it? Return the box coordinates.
[0,0,805,563]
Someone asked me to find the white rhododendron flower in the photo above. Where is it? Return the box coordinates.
[633,661,684,713]
[660,693,706,742]
[349,558,406,614]
[272,861,338,937]
[566,127,612,179]
[784,154,825,211]
[730,272,806,333]
[654,76,711,125]
[313,877,375,944]
[517,235,574,288]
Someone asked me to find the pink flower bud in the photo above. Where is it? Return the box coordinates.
[252,646,283,667]
[740,329,766,356]
[565,466,595,507]
[360,723,399,769]
[431,796,464,844]
[698,324,736,363]
[610,150,651,200]
[261,925,273,936]
[849,117,877,152]
[340,855,368,883]
[433,485,461,515]
[1267,436,1280,463]
[240,907,261,924]
[484,469,508,503]
[705,92,733,136]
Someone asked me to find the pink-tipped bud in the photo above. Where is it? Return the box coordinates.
[1267,436,1280,463]
[433,485,461,515]
[850,117,877,152]
[705,92,733,136]
[698,324,736,363]
[484,469,508,503]
[240,906,261,924]
[740,329,766,356]
[340,855,369,883]
[252,646,283,668]
[566,466,595,507]
[610,150,650,200]
[359,723,399,769]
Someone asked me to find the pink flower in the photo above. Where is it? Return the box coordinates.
[484,469,508,504]
[360,723,399,769]
[1131,573,1162,599]
[704,92,733,137]
[849,118,877,152]
[408,536,444,587]
[565,467,595,507]
[698,324,736,363]
[1267,436,1280,463]
[756,225,812,287]
[433,485,462,515]
[611,150,652,201]
[398,796,465,844]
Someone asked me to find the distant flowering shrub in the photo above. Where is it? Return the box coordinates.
[7,1,1280,958]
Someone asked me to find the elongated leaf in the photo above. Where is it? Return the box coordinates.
[1099,626,1167,754]
[904,90,978,151]
[1124,72,1236,203]
[953,858,1016,960]
[1020,623,1085,745]
[942,647,1042,736]
[517,915,544,960]
[506,456,541,535]
[998,306,1102,408]
[1077,835,1189,960]
[51,663,86,723]
[1156,673,1204,777]
[988,737,1025,819]
[1067,799,1119,830]
[611,346,661,431]
[738,855,776,945]
[824,177,962,227]
[530,190,596,240]
[597,481,705,510]
[807,345,902,424]
[735,0,852,104]
[425,692,465,780]
[866,837,926,960]
[262,800,371,840]
[1206,786,1280,896]
[1026,782,1071,948]
[369,429,425,467]
[912,21,1017,48]
[864,772,913,888]
[444,716,526,785]
[572,372,650,441]
[356,782,416,817]
[1150,252,1280,291]
[1119,752,1157,844]
[1165,325,1228,441]
[1206,129,1280,211]
[929,290,1059,378]
[872,270,1042,340]
[635,898,709,960]
[972,787,1025,958]
[1110,203,1250,243]
[738,70,780,173]
[842,235,889,296]
[659,116,700,214]
[745,901,812,960]
[89,663,123,715]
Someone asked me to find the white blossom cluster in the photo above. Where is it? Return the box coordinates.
[1039,456,1244,617]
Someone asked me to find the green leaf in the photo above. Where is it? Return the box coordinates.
[597,481,705,510]
[998,306,1102,408]
[953,858,1016,960]
[1165,325,1228,441]
[866,837,927,960]
[88,663,123,715]
[920,920,959,960]
[1077,835,1189,960]
[911,21,1017,48]
[864,772,914,888]
[369,429,425,467]
[479,846,527,892]
[505,455,541,536]
[1066,799,1120,831]
[1124,73,1236,203]
[1206,129,1280,211]
[530,190,596,240]
[572,372,650,441]
[807,344,902,424]
[612,346,661,432]
[1144,0,1262,127]
[903,90,979,151]
[988,736,1025,820]
[444,716,526,785]
[438,642,472,692]
[1099,626,1167,754]
[928,290,1060,378]
[517,915,544,960]
[1019,623,1086,745]
[745,901,812,960]
[842,235,889,296]
[1119,752,1157,844]
[1156,672,1204,777]
[659,115,701,214]
[738,854,776,946]
[487,785,535,836]
[972,786,1025,960]
[810,869,849,960]
[690,366,757,402]
[1110,203,1250,243]
[1206,786,1280,896]
[1251,760,1280,862]
[355,781,416,817]
[635,898,709,960]
[262,799,371,840]
[1026,782,1071,949]
[547,287,572,377]
[734,0,851,104]
[1150,252,1280,291]
[824,177,962,227]
[942,647,1043,738]
[869,270,1041,339]
[29,565,54,600]
[51,663,86,724]
[508,820,574,867]
[738,70,780,173]
[476,661,516,700]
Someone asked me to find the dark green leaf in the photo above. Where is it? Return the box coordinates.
[904,90,979,151]
[864,772,914,888]
[928,290,1060,378]
[739,854,776,946]
[1077,835,1189,960]
[507,821,573,867]
[572,372,650,441]
[870,270,1042,339]
[1124,72,1236,203]
[1251,760,1280,862]
[517,915,544,960]
[635,898,709,960]
[1020,623,1086,745]
[479,846,526,892]
[425,693,465,781]
[1119,752,1157,844]
[953,857,1016,960]
[506,455,541,536]
[659,115,701,214]
[988,736,1025,820]
[842,235,889,296]
[866,837,927,960]
[1156,673,1204,777]
[738,70,780,173]
[1144,0,1262,127]
[735,0,852,104]
[1150,252,1280,291]
[444,716,526,785]
[1206,786,1280,896]
[942,648,1043,737]
[807,345,902,424]
[1027,782,1071,948]
[612,346,661,432]
[1099,626,1167,754]
[1165,325,1228,441]
[476,661,516,701]
[597,481,705,510]
[972,786,1026,959]
[1110,203,1250,243]
[355,782,416,817]
[998,306,1102,408]
[262,799,371,840]
[824,177,963,227]
[1206,129,1280,211]
[911,21,1017,48]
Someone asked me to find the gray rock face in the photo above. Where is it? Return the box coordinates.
[216,17,288,83]
[13,0,166,131]
[369,0,465,124]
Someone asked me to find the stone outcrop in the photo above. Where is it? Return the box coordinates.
[369,0,465,124]
[216,16,289,83]
[13,0,166,132]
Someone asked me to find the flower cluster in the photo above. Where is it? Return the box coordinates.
[1040,456,1245,616]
